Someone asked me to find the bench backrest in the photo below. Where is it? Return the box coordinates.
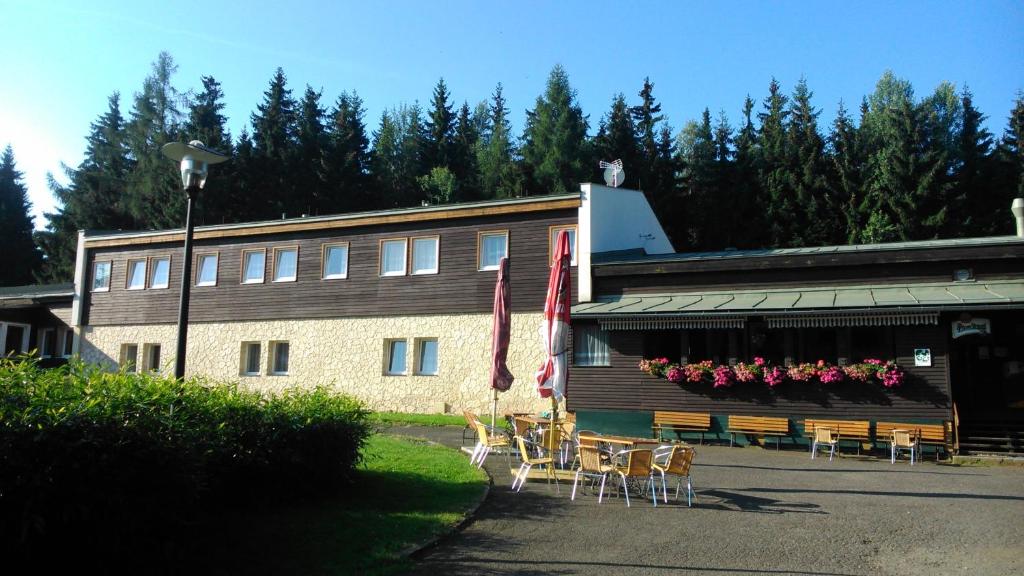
[876,422,950,443]
[803,419,871,439]
[653,411,711,428]
[728,415,789,434]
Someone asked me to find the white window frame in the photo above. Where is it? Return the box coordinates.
[195,253,219,287]
[119,343,138,372]
[1,322,31,356]
[379,238,408,277]
[549,224,578,266]
[92,261,112,292]
[142,343,161,373]
[240,341,261,376]
[149,256,170,289]
[241,248,267,284]
[269,341,290,375]
[414,337,439,376]
[410,236,440,275]
[477,230,509,271]
[384,338,408,376]
[38,328,57,358]
[61,328,75,358]
[272,246,299,283]
[321,242,350,280]
[126,259,147,290]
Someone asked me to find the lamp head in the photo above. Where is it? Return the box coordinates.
[161,140,229,191]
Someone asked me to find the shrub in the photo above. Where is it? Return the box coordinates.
[0,357,371,568]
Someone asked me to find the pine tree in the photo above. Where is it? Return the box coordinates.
[451,101,480,201]
[732,96,764,248]
[371,104,425,208]
[521,65,589,195]
[37,93,135,282]
[0,146,43,286]
[709,111,737,249]
[125,52,184,229]
[594,93,640,188]
[631,78,664,196]
[675,109,716,249]
[249,68,298,218]
[993,93,1024,233]
[827,101,866,243]
[786,78,831,246]
[953,86,996,234]
[294,85,329,215]
[425,78,455,172]
[183,76,235,225]
[324,91,372,213]
[478,84,519,199]
[758,78,793,246]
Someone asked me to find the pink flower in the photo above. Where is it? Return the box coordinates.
[754,357,766,367]
[764,366,785,388]
[819,366,845,384]
[666,366,684,383]
[713,366,734,388]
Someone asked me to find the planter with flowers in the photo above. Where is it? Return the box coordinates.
[639,356,905,390]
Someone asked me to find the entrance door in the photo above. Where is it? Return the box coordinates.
[949,333,1005,419]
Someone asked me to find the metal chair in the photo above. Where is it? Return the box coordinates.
[571,445,614,502]
[511,435,558,494]
[610,449,658,507]
[652,445,696,506]
[470,419,510,468]
[891,429,918,465]
[811,426,839,462]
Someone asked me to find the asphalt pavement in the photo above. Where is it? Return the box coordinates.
[388,425,1024,576]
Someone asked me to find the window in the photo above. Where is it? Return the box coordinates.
[273,247,298,282]
[380,239,408,276]
[415,338,439,375]
[196,253,219,286]
[411,236,439,275]
[150,257,170,289]
[478,231,508,271]
[126,259,147,290]
[573,325,609,366]
[2,323,30,356]
[92,261,112,291]
[549,225,578,266]
[242,249,266,284]
[270,341,290,375]
[142,344,161,372]
[240,342,261,376]
[322,243,349,279]
[385,339,407,375]
[61,329,74,358]
[119,343,138,372]
[39,328,57,358]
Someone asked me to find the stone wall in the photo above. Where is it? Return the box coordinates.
[79,312,552,414]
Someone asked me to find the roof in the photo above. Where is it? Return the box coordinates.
[83,193,581,247]
[573,279,1024,318]
[0,283,74,303]
[591,235,1024,266]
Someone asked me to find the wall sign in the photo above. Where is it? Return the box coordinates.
[951,318,991,339]
[914,348,932,367]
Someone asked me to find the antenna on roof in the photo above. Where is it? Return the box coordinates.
[599,159,625,187]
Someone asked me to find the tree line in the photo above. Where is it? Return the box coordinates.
[1,51,1022,285]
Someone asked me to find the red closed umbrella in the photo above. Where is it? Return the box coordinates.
[489,257,514,430]
[536,230,571,462]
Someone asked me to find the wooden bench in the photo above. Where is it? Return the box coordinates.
[727,415,790,450]
[876,421,952,460]
[653,411,712,444]
[802,419,872,455]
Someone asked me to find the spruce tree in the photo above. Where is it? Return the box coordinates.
[425,78,455,172]
[993,93,1024,232]
[631,77,664,197]
[594,93,640,188]
[786,78,831,246]
[710,111,737,249]
[478,84,518,199]
[732,96,764,248]
[758,78,793,247]
[183,76,235,225]
[675,110,716,249]
[521,65,589,195]
[0,146,43,286]
[250,68,298,218]
[325,91,372,213]
[953,86,995,234]
[295,85,329,215]
[371,104,425,208]
[827,101,866,243]
[451,101,481,201]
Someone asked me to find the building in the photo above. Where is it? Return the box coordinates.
[0,283,75,367]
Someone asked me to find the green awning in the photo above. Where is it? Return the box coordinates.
[573,279,1024,329]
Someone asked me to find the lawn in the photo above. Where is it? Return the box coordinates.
[179,434,488,575]
[371,411,471,427]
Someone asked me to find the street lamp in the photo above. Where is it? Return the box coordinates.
[161,140,229,379]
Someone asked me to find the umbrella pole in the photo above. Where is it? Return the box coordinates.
[490,389,498,433]
[550,396,558,480]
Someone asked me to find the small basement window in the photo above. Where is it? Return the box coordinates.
[142,344,161,372]
[120,343,138,372]
[270,341,290,375]
[240,342,261,376]
[385,338,407,375]
[414,338,439,375]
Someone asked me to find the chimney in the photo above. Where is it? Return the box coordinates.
[1013,198,1024,238]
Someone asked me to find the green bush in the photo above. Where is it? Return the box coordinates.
[0,357,371,568]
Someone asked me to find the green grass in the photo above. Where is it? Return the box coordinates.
[371,411,471,427]
[180,434,488,575]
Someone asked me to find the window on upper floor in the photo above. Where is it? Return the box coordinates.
[380,238,408,277]
[411,236,439,275]
[126,259,147,290]
[196,253,219,286]
[322,243,349,280]
[273,247,298,282]
[150,257,170,289]
[242,249,266,284]
[92,261,112,292]
[478,231,508,271]
[549,225,578,266]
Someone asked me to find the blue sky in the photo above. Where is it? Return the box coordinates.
[2,0,1022,229]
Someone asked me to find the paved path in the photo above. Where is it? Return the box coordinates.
[389,425,1024,576]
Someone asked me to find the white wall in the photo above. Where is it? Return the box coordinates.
[578,183,673,302]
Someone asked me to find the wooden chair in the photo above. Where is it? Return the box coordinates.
[571,445,614,502]
[810,426,839,462]
[611,449,658,507]
[890,429,918,465]
[511,435,558,493]
[652,445,696,506]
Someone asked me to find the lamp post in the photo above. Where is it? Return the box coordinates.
[161,140,228,380]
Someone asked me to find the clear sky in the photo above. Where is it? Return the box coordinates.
[2,0,1022,229]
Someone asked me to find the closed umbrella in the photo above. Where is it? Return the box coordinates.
[536,229,572,460]
[489,257,514,431]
